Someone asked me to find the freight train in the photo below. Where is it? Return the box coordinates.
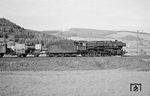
[46,40,126,57]
[0,38,127,57]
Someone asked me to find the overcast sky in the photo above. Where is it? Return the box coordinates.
[0,0,150,32]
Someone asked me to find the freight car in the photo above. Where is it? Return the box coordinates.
[46,40,126,57]
[8,43,42,57]
[0,39,42,57]
[0,40,6,57]
[26,44,42,57]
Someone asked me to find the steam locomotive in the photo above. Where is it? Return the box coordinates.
[46,40,126,57]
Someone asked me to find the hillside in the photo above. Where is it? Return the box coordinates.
[43,28,150,41]
[0,18,61,46]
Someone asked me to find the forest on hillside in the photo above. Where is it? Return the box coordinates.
[0,18,62,47]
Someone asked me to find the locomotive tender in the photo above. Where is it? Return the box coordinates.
[46,40,126,57]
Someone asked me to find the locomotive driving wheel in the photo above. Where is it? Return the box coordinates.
[96,51,102,57]
[88,50,97,57]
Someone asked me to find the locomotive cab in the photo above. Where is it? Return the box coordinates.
[74,41,87,51]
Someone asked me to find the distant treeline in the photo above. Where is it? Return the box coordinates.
[0,29,63,47]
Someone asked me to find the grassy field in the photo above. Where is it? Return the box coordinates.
[0,70,150,96]
[0,56,150,71]
[0,56,150,96]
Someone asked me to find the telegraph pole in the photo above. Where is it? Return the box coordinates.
[137,30,144,56]
[137,30,139,56]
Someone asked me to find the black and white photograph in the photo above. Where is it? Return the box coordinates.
[0,0,150,96]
